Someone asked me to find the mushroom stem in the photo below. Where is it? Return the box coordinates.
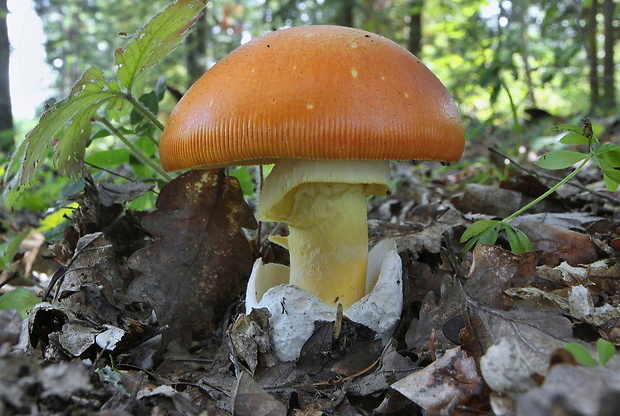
[285,182,369,309]
[258,159,392,310]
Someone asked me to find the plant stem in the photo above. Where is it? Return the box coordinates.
[490,147,620,205]
[124,94,166,132]
[97,117,172,181]
[504,157,590,223]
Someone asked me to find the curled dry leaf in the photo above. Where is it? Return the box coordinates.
[128,169,257,348]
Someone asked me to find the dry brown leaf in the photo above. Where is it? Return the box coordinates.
[391,347,482,413]
[453,183,524,217]
[517,359,620,416]
[407,245,573,375]
[55,232,130,324]
[128,169,257,348]
[233,372,287,416]
[510,213,601,266]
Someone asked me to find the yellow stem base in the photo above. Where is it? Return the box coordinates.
[284,182,368,309]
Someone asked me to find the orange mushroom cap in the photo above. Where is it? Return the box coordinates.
[159,25,465,171]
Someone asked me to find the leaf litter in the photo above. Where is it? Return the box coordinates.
[3,157,620,415]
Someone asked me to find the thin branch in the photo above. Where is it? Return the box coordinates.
[490,147,620,205]
[124,93,166,132]
[97,117,172,181]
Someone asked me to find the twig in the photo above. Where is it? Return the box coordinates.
[97,117,172,182]
[124,93,166,132]
[489,147,620,205]
[0,271,20,290]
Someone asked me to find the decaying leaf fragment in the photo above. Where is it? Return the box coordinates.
[517,359,620,416]
[407,244,574,390]
[391,347,482,413]
[233,372,287,416]
[510,213,600,266]
[128,169,257,348]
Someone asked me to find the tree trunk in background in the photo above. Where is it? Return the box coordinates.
[586,0,600,113]
[602,0,616,110]
[513,1,537,108]
[0,0,13,151]
[407,0,423,56]
[337,0,355,27]
[186,12,208,88]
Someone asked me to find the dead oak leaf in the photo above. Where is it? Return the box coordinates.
[407,245,573,370]
[128,169,257,348]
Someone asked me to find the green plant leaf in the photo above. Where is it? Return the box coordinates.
[596,144,620,168]
[1,139,28,207]
[597,339,616,365]
[37,202,79,233]
[535,150,588,170]
[229,166,256,197]
[0,287,40,319]
[114,0,207,91]
[559,132,589,145]
[476,225,501,246]
[92,129,112,140]
[564,342,596,366]
[594,157,620,187]
[460,220,500,243]
[18,67,121,184]
[604,174,620,191]
[85,149,131,168]
[0,230,31,271]
[504,225,533,254]
[551,124,583,134]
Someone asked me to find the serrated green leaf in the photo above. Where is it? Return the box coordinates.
[564,342,596,366]
[104,97,128,122]
[2,140,28,207]
[85,149,131,168]
[535,150,588,170]
[114,0,207,91]
[551,124,583,134]
[18,67,121,184]
[559,132,589,145]
[460,220,501,243]
[597,339,616,365]
[0,287,41,319]
[130,91,160,130]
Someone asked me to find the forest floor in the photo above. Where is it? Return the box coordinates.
[2,116,620,415]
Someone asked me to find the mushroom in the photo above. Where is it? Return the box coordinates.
[160,25,465,360]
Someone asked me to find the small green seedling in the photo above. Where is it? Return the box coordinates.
[461,118,620,254]
[564,339,617,366]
